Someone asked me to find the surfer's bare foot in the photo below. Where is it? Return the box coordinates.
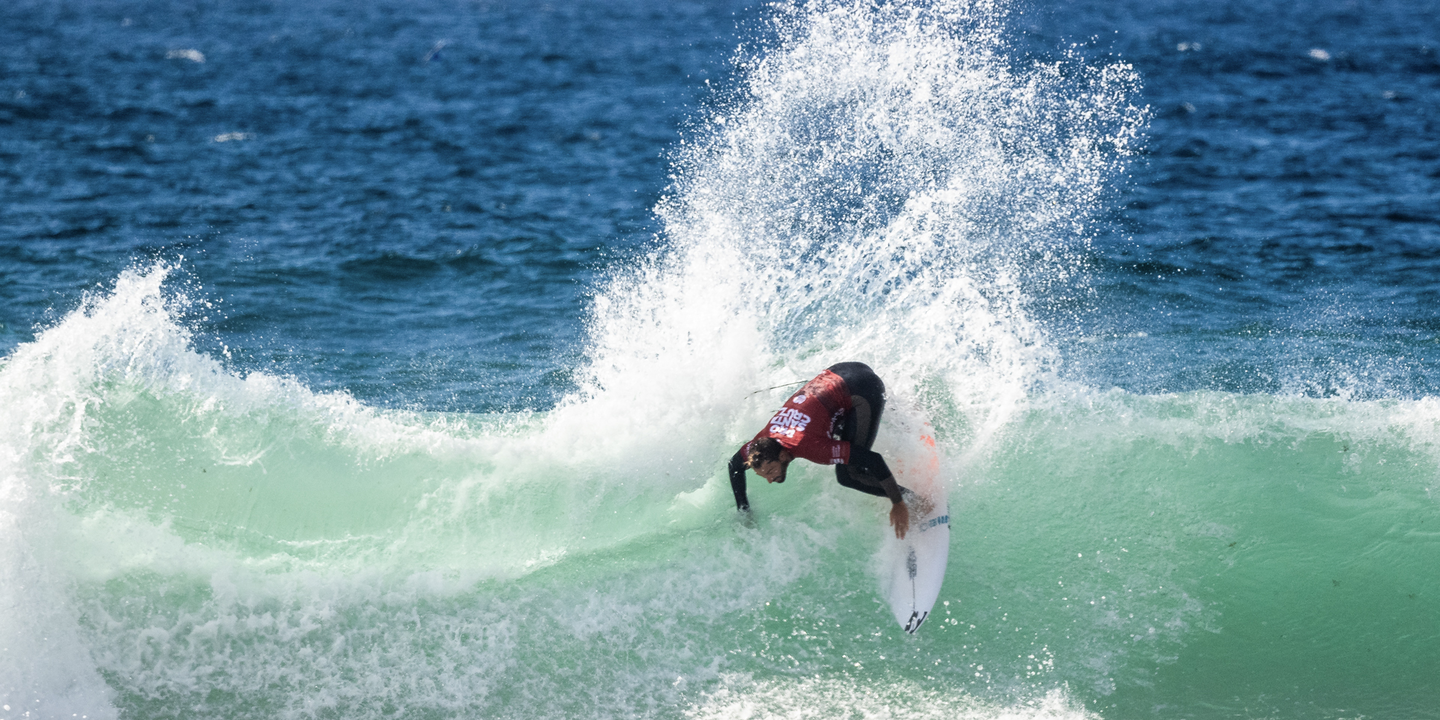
[903,489,934,518]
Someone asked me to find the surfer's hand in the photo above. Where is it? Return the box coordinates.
[737,506,757,529]
[890,501,909,539]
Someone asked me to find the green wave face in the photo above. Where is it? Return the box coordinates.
[5,274,1436,719]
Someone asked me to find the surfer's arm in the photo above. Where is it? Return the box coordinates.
[727,449,751,511]
[850,447,910,538]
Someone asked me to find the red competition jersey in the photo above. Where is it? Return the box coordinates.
[742,370,853,466]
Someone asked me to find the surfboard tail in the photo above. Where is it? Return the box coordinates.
[904,610,928,634]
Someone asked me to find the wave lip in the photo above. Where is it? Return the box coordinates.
[579,0,1147,462]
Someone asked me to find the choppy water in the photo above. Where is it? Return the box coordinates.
[2,0,1438,718]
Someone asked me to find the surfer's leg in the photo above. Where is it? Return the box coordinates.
[829,363,909,501]
[848,395,872,443]
[828,362,885,450]
[849,393,885,449]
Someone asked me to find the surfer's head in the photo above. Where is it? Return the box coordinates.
[747,438,791,483]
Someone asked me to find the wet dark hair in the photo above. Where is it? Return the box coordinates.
[746,437,784,468]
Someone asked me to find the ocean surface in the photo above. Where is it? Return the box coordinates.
[2,0,1438,718]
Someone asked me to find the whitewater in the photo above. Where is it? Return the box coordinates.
[2,1,1437,718]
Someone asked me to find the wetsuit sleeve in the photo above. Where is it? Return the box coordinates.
[728,449,750,510]
[847,447,893,485]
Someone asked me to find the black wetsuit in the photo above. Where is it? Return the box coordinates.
[728,361,899,511]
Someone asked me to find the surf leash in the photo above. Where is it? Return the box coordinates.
[746,379,807,397]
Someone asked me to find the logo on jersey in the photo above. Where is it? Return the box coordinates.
[768,407,812,438]
[792,394,806,405]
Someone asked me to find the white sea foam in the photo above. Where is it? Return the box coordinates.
[165,48,206,63]
[685,676,1097,720]
[569,0,1146,478]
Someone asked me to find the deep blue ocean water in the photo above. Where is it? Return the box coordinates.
[2,1,1438,719]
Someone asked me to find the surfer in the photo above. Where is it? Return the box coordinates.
[728,362,913,538]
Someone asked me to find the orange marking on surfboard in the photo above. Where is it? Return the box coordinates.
[919,428,940,472]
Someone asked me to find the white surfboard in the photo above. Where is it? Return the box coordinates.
[879,429,950,634]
